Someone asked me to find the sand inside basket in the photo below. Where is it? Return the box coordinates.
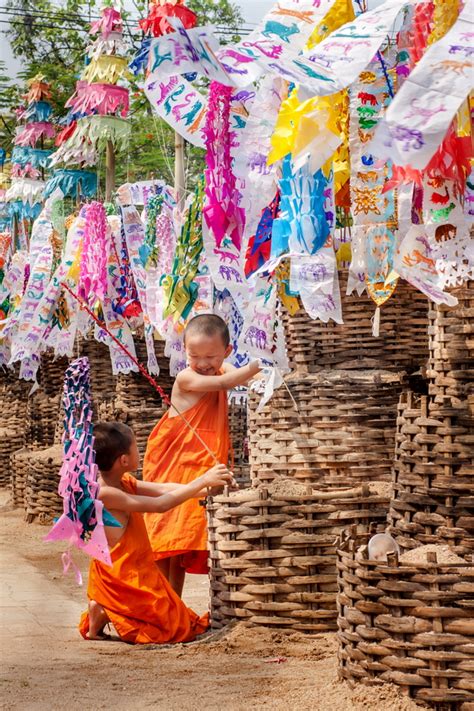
[369,481,392,498]
[400,544,468,565]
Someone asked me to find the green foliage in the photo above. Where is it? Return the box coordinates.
[2,0,243,185]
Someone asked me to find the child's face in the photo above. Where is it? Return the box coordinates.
[185,333,232,376]
[121,437,140,472]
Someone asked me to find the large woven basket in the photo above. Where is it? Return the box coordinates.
[337,529,474,709]
[208,484,389,632]
[25,392,61,451]
[389,390,474,558]
[10,448,31,508]
[249,370,403,487]
[283,271,429,373]
[427,281,473,407]
[24,444,63,524]
[0,428,24,486]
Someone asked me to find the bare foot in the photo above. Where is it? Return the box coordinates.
[88,600,110,640]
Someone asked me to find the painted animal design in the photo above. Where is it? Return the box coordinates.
[244,325,267,349]
[449,45,474,57]
[148,76,179,104]
[396,64,410,78]
[272,4,314,22]
[248,152,270,174]
[356,170,378,183]
[214,248,239,264]
[403,250,435,269]
[358,91,377,106]
[219,265,243,282]
[358,128,373,143]
[242,40,282,59]
[299,263,328,281]
[359,71,377,83]
[262,20,299,43]
[431,59,471,75]
[434,224,457,242]
[151,49,173,69]
[405,98,446,121]
[431,187,450,205]
[163,84,185,114]
[254,309,271,328]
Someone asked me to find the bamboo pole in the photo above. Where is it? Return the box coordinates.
[105,139,116,203]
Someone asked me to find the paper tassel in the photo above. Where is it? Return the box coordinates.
[87,32,128,61]
[5,178,45,205]
[11,146,52,169]
[50,116,130,168]
[22,101,53,123]
[89,6,123,38]
[8,200,43,220]
[14,122,55,148]
[65,81,129,118]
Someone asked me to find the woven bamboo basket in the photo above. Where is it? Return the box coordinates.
[389,390,474,558]
[0,428,24,486]
[79,337,116,406]
[25,392,61,451]
[10,448,31,507]
[249,370,403,487]
[40,353,69,397]
[427,281,474,407]
[283,271,429,374]
[24,444,63,524]
[208,483,389,632]
[0,370,29,431]
[337,528,474,709]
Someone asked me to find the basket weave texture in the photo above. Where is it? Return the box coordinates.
[337,529,474,709]
[283,271,429,374]
[249,370,403,487]
[208,485,389,632]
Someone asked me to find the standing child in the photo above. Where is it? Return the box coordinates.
[143,314,261,596]
[79,421,234,643]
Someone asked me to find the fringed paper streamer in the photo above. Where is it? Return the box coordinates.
[65,81,129,118]
[139,1,197,37]
[87,31,128,61]
[22,101,53,123]
[90,6,123,38]
[11,146,52,169]
[83,55,128,85]
[5,178,45,206]
[112,214,142,320]
[78,202,109,304]
[162,178,204,323]
[50,116,130,168]
[11,162,41,180]
[427,0,460,45]
[14,122,55,148]
[44,357,119,568]
[44,169,97,200]
[141,193,164,267]
[24,75,52,104]
[371,1,471,170]
[203,82,244,251]
[0,231,12,269]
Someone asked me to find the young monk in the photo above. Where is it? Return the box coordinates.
[79,421,234,643]
[143,314,261,596]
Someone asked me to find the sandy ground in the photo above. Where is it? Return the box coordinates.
[0,491,425,711]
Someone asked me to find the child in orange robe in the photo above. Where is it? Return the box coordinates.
[143,314,261,596]
[79,421,234,643]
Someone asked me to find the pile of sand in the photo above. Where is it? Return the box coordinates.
[267,478,311,497]
[400,544,467,565]
[190,623,424,711]
[369,481,392,498]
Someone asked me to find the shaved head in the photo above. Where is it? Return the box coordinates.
[184,314,230,348]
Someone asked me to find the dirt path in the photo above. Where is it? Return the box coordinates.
[0,493,424,711]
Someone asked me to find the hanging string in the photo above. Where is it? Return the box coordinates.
[61,281,221,465]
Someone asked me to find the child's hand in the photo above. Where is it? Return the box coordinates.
[202,464,234,489]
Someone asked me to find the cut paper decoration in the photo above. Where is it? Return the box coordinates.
[22,101,53,123]
[116,179,167,207]
[371,0,474,169]
[44,356,120,568]
[89,6,123,38]
[78,202,109,304]
[44,169,97,200]
[83,55,129,85]
[139,1,197,37]
[50,116,130,167]
[5,179,45,206]
[144,74,207,148]
[15,122,55,148]
[11,146,52,169]
[87,31,128,61]
[65,81,129,118]
[148,21,235,86]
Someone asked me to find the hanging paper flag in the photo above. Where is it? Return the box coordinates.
[78,202,109,305]
[290,239,343,324]
[144,74,206,148]
[371,0,473,170]
[148,20,235,85]
[44,169,97,200]
[45,357,120,568]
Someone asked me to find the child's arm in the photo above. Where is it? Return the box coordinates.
[177,360,261,393]
[100,464,232,514]
[136,479,236,498]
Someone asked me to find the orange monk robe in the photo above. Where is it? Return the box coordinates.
[142,389,230,573]
[79,474,208,644]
